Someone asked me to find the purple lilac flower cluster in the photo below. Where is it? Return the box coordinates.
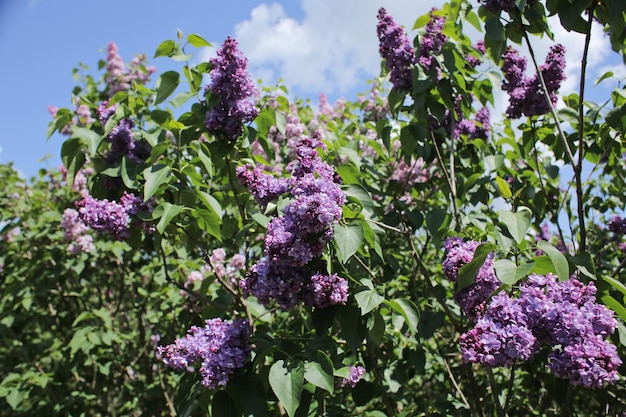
[608,215,626,235]
[465,40,486,69]
[157,318,251,389]
[205,37,259,141]
[502,44,566,118]
[341,365,366,388]
[97,101,151,164]
[376,8,416,90]
[455,106,491,140]
[238,135,348,310]
[460,272,622,388]
[418,9,448,72]
[75,192,154,240]
[105,42,156,96]
[442,237,501,320]
[481,0,539,13]
[61,208,95,254]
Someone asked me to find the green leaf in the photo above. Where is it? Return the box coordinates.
[334,222,363,263]
[143,164,171,200]
[275,111,287,135]
[606,104,626,133]
[602,275,626,298]
[61,137,86,190]
[343,184,374,213]
[495,176,512,199]
[595,70,614,86]
[536,240,570,281]
[153,202,184,234]
[601,294,626,323]
[355,287,384,315]
[498,208,531,244]
[494,259,535,285]
[568,252,596,280]
[386,298,419,333]
[269,360,304,417]
[154,40,177,58]
[187,34,212,48]
[211,391,238,417]
[457,243,497,291]
[304,351,334,394]
[154,71,180,105]
[71,126,103,155]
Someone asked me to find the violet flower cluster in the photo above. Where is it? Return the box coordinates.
[443,237,501,320]
[61,208,95,254]
[237,135,348,310]
[341,365,366,388]
[465,40,486,69]
[157,318,251,389]
[105,42,156,96]
[75,191,154,240]
[376,8,416,90]
[417,9,448,72]
[459,271,622,388]
[205,37,259,141]
[608,215,626,235]
[502,44,566,118]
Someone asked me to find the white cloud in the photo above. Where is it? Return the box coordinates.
[233,1,440,96]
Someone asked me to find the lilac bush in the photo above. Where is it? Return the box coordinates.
[376,8,415,90]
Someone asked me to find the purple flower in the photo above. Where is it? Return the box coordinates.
[608,215,626,234]
[417,9,448,72]
[205,37,259,141]
[106,42,129,95]
[376,8,416,90]
[501,44,566,118]
[236,164,291,209]
[341,366,366,388]
[305,273,349,309]
[157,318,251,389]
[466,40,486,69]
[61,208,94,254]
[481,0,538,13]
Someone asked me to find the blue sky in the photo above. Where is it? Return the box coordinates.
[0,0,623,179]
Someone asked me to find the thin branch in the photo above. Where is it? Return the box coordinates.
[486,367,505,417]
[431,130,461,229]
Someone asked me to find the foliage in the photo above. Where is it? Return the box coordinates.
[2,1,626,416]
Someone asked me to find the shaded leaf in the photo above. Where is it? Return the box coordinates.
[269,360,304,417]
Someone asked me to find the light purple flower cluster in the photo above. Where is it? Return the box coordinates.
[238,135,348,310]
[418,9,448,72]
[389,157,430,186]
[376,8,416,90]
[341,365,366,388]
[205,37,259,141]
[502,44,566,118]
[156,318,251,389]
[75,192,154,240]
[460,273,622,388]
[105,42,156,96]
[61,208,95,254]
[608,215,626,235]
[442,237,501,320]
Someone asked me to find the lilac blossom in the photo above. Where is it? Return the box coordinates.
[205,37,258,141]
[157,318,251,389]
[501,44,566,118]
[417,9,448,72]
[376,8,416,90]
[239,136,348,310]
[460,271,622,388]
[61,208,94,254]
[481,0,539,14]
[466,40,486,69]
[75,192,154,239]
[608,215,626,235]
[341,366,366,388]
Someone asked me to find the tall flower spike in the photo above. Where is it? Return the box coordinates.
[205,37,259,141]
[376,8,415,90]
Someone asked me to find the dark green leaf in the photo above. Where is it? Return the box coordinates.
[536,240,570,281]
[153,202,184,234]
[386,298,419,333]
[143,164,171,200]
[304,351,334,394]
[269,360,304,417]
[334,222,363,263]
[458,243,497,291]
[211,391,238,417]
[155,71,180,105]
[498,208,531,244]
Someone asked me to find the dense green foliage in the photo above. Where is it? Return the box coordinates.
[2,1,626,416]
